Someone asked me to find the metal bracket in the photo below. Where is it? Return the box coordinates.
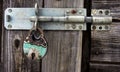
[5,8,86,30]
[91,9,112,30]
[4,8,112,30]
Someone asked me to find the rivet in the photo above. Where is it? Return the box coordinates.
[8,24,12,28]
[79,25,82,29]
[105,10,109,15]
[66,10,70,14]
[8,9,12,13]
[72,24,76,29]
[65,24,70,29]
[92,26,96,30]
[79,10,82,14]
[105,25,109,29]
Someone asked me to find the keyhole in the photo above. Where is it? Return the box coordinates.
[31,53,35,60]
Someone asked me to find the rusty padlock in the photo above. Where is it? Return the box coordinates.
[23,3,47,60]
[23,28,47,60]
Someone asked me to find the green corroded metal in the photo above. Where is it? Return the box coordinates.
[23,42,47,58]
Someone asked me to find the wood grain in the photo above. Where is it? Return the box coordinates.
[42,0,83,72]
[3,0,84,72]
[3,0,43,72]
[91,0,120,71]
[91,0,120,63]
[90,63,120,72]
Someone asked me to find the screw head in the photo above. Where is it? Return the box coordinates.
[79,10,82,14]
[105,25,109,30]
[71,24,76,29]
[8,9,12,13]
[66,10,70,14]
[8,24,12,28]
[79,25,82,29]
[105,10,109,15]
[92,26,96,30]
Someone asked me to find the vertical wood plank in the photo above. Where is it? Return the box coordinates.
[42,0,83,72]
[0,0,2,63]
[3,0,43,72]
[3,0,84,72]
[0,2,3,72]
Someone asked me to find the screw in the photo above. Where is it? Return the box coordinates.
[8,9,12,13]
[8,24,12,28]
[105,25,109,30]
[65,24,70,29]
[79,10,82,14]
[105,10,109,15]
[92,26,96,30]
[79,25,82,29]
[72,24,76,29]
[66,10,70,14]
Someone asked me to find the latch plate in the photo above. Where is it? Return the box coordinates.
[5,8,86,30]
[91,9,111,30]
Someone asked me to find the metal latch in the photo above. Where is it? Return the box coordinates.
[4,8,112,30]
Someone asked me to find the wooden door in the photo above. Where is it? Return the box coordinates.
[2,0,120,72]
[2,0,85,72]
[90,0,120,72]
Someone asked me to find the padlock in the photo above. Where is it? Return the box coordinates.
[23,3,47,60]
[23,28,47,60]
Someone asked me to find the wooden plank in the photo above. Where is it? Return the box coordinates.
[3,0,43,72]
[90,63,120,72]
[0,0,3,63]
[91,0,120,72]
[42,0,83,72]
[3,0,84,72]
[0,63,3,72]
[91,0,120,63]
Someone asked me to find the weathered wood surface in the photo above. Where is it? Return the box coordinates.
[3,1,43,72]
[2,0,83,72]
[91,0,120,72]
[42,0,83,72]
[90,63,120,72]
[0,0,3,72]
